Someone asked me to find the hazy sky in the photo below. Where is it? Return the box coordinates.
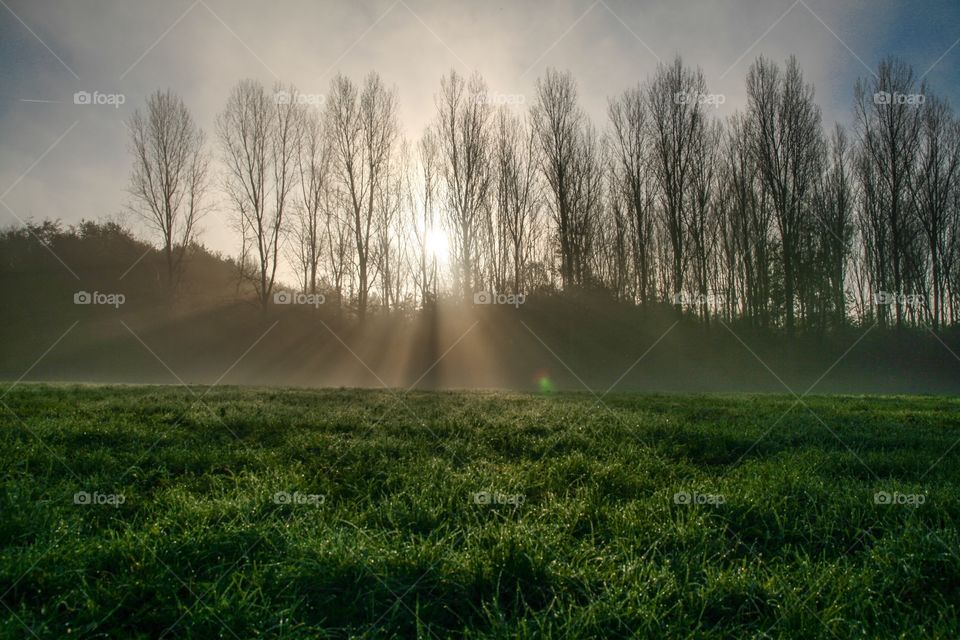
[1,0,958,269]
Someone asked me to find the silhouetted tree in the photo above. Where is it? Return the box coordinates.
[127,89,210,295]
[648,57,708,304]
[217,79,303,309]
[325,72,398,321]
[854,57,925,328]
[435,70,492,301]
[746,55,824,333]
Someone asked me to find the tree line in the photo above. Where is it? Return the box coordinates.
[125,54,960,331]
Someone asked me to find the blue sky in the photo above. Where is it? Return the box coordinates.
[1,0,958,262]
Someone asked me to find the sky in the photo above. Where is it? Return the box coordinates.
[1,0,958,270]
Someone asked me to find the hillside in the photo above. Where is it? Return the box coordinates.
[2,220,960,394]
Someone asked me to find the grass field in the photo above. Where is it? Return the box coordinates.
[1,384,959,638]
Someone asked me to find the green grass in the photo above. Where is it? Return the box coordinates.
[1,384,959,638]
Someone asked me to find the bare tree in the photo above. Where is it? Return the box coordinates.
[596,159,630,298]
[389,145,414,310]
[746,55,824,333]
[532,68,603,289]
[127,89,209,295]
[854,57,925,328]
[326,192,353,317]
[909,95,960,329]
[493,108,541,294]
[218,80,303,309]
[949,182,960,324]
[375,142,407,313]
[325,72,398,321]
[568,122,604,286]
[648,56,708,304]
[411,129,441,305]
[687,118,722,322]
[290,107,331,295]
[818,124,855,329]
[608,85,655,303]
[854,139,887,324]
[435,69,492,301]
[722,112,773,327]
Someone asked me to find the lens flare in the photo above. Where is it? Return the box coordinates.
[534,369,554,394]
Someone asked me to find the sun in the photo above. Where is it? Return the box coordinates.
[425,227,450,265]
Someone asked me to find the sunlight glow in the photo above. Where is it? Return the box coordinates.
[425,227,450,266]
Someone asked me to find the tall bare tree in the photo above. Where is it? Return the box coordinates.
[411,129,441,305]
[218,80,303,309]
[127,89,210,295]
[746,55,824,333]
[376,142,407,313]
[817,124,855,329]
[326,196,353,317]
[687,118,722,322]
[435,70,492,301]
[325,72,398,321]
[721,112,773,326]
[493,108,541,294]
[532,68,602,289]
[568,122,604,286]
[290,107,331,295]
[909,95,960,329]
[648,56,708,304]
[854,57,925,327]
[608,85,655,303]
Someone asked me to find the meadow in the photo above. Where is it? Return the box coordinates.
[1,383,959,638]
